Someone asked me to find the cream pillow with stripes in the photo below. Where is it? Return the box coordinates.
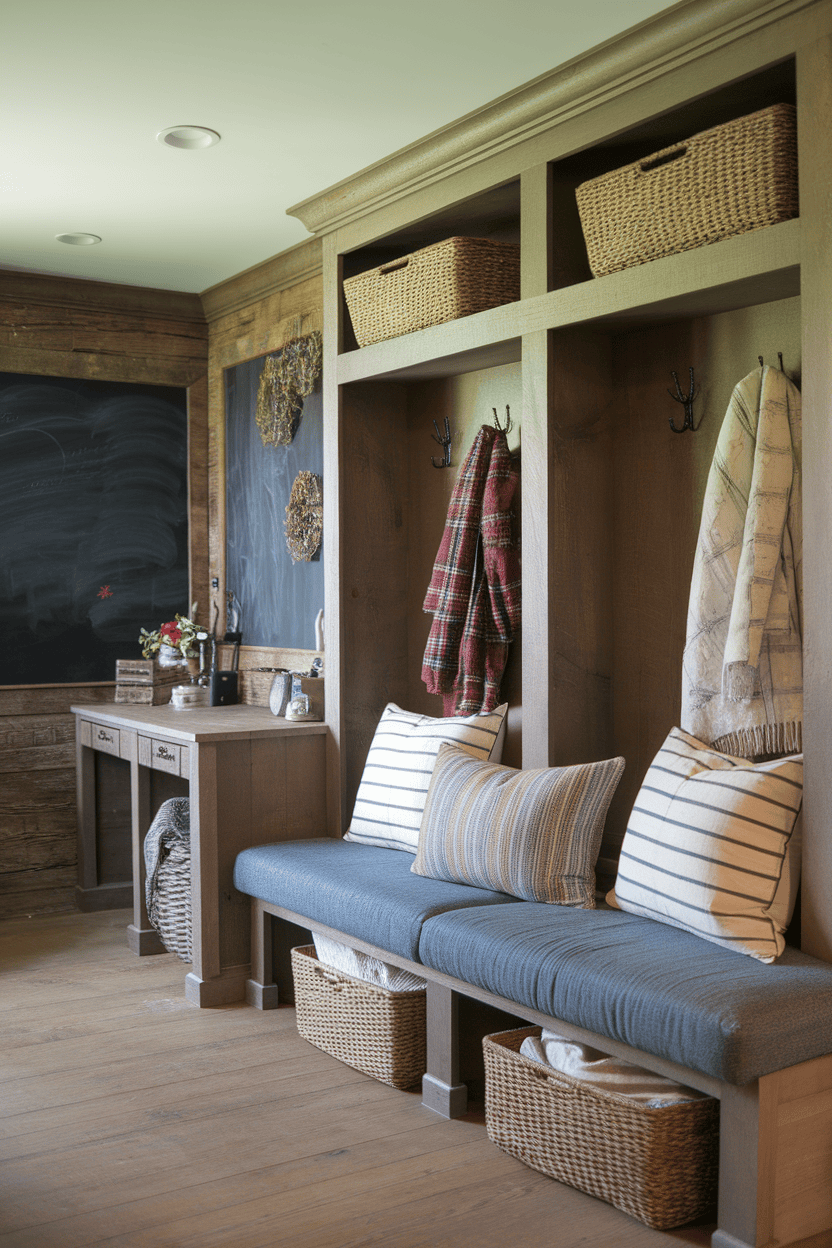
[608,728,803,963]
[344,703,508,853]
[411,743,625,906]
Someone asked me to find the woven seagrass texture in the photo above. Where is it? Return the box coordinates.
[144,798,192,963]
[343,237,520,347]
[483,1028,719,1231]
[291,946,426,1090]
[575,103,798,277]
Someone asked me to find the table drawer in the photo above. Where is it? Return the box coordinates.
[139,735,189,778]
[88,722,121,757]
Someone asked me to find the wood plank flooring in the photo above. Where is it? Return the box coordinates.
[0,909,716,1247]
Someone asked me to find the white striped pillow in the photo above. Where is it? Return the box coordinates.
[608,728,803,963]
[344,702,508,853]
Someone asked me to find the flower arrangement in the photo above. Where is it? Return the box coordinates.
[139,609,201,660]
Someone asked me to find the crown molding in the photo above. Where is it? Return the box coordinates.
[199,236,323,323]
[287,0,819,237]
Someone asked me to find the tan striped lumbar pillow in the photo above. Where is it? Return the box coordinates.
[411,744,625,906]
[608,727,803,963]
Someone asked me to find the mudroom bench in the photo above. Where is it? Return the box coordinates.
[234,837,832,1248]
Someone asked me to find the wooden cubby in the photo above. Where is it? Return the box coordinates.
[289,0,832,958]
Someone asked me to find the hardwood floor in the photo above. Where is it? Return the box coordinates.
[0,909,715,1247]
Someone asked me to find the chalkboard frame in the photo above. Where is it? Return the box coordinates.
[0,285,209,689]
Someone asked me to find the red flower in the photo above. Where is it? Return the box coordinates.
[160,621,182,645]
[97,585,113,599]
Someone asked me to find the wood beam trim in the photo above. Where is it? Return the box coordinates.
[0,270,205,322]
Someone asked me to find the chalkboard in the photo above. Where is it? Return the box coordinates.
[225,353,324,650]
[0,373,188,685]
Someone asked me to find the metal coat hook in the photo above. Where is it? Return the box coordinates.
[758,353,785,372]
[431,416,452,468]
[493,405,512,437]
[668,367,701,433]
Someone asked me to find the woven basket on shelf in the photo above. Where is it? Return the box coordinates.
[291,945,426,1090]
[343,236,520,347]
[483,1028,719,1231]
[143,797,192,963]
[575,103,798,277]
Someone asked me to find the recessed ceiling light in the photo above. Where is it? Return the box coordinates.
[157,125,220,150]
[56,233,102,246]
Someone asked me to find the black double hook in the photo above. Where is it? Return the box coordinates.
[493,405,512,437]
[431,416,452,468]
[668,367,701,433]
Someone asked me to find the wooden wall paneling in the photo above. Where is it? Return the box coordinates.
[602,299,801,864]
[1,685,113,919]
[796,32,832,961]
[94,753,133,887]
[402,364,523,764]
[606,318,707,858]
[0,273,208,917]
[547,327,615,771]
[340,380,410,826]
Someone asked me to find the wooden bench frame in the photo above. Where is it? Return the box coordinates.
[247,896,832,1248]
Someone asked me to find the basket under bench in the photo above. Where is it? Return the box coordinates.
[247,891,832,1248]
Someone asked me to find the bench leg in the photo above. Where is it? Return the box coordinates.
[245,900,279,1009]
[713,1053,832,1248]
[422,981,468,1119]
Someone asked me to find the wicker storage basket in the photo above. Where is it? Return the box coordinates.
[144,798,192,962]
[291,945,426,1090]
[483,1028,719,1231]
[343,236,520,347]
[575,103,798,277]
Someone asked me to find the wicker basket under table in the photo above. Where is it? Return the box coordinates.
[343,236,520,347]
[144,797,192,963]
[575,103,798,277]
[291,945,426,1090]
[483,1027,719,1231]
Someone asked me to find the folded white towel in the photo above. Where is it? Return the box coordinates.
[519,1029,708,1107]
[312,933,427,992]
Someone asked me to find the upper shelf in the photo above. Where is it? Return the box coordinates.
[337,218,800,385]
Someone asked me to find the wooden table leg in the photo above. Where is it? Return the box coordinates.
[126,761,164,955]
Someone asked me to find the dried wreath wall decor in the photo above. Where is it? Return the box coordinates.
[285,471,323,563]
[255,330,323,447]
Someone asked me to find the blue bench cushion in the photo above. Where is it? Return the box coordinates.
[233,839,519,963]
[418,902,832,1084]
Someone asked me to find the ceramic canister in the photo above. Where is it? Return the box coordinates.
[268,671,292,717]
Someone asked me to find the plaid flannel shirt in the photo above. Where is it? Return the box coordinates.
[422,425,521,715]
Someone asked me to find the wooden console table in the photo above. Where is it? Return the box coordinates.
[73,702,328,1006]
